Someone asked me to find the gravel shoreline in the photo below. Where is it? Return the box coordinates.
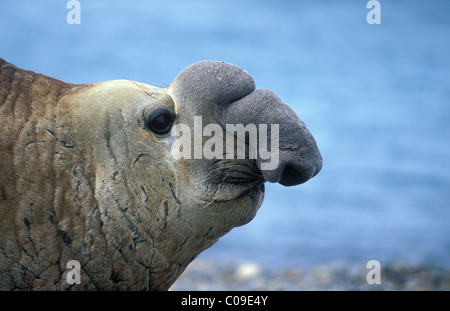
[170,259,450,291]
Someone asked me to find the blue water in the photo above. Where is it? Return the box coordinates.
[1,0,449,269]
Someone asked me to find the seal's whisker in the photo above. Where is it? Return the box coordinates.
[201,173,230,209]
[146,79,169,89]
[201,187,225,209]
[195,173,220,184]
[195,163,239,185]
[201,198,214,209]
[219,163,239,170]
[127,79,158,98]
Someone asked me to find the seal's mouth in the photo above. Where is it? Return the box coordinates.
[198,182,264,210]
[197,159,265,203]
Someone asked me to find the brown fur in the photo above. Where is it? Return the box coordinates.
[0,59,263,290]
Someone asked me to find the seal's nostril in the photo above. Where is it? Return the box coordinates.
[278,164,310,187]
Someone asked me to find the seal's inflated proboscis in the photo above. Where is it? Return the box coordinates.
[0,59,321,290]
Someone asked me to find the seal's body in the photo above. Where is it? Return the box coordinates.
[0,59,321,290]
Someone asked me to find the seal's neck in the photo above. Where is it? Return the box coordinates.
[0,58,73,113]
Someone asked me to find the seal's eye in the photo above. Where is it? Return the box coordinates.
[146,108,175,135]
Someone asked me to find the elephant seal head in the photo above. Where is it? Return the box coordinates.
[0,59,321,290]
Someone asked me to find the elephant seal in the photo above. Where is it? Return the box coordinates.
[0,58,322,290]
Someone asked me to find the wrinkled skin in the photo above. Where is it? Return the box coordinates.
[0,59,322,290]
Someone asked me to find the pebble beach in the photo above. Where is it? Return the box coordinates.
[170,260,450,291]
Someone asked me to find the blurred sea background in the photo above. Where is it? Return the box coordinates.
[1,0,449,279]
